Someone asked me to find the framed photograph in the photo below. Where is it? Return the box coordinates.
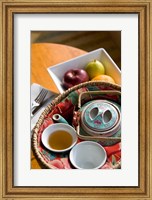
[0,0,152,199]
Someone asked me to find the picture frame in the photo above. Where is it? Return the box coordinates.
[0,0,152,199]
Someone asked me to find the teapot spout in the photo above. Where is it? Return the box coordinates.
[52,114,69,124]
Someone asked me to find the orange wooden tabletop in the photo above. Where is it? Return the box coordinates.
[31,43,87,94]
[31,43,87,169]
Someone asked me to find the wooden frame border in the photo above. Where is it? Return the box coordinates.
[0,0,151,199]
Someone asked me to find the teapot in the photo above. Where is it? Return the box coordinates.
[80,99,121,137]
[72,90,121,145]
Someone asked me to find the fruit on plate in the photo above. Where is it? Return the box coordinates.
[91,74,115,84]
[62,68,89,89]
[85,60,105,79]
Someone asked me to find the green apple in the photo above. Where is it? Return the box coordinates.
[85,60,105,80]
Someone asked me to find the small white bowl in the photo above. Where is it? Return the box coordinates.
[69,141,107,169]
[41,123,78,153]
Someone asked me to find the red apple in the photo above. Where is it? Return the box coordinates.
[62,68,89,89]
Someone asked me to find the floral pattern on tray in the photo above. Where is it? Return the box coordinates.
[32,83,121,169]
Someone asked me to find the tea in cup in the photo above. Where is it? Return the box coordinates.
[41,123,78,153]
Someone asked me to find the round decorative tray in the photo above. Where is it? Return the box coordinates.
[32,81,121,169]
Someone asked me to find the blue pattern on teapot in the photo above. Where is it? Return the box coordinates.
[83,102,119,132]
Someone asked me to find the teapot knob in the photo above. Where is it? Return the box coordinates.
[89,107,112,124]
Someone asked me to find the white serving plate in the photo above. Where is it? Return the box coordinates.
[47,48,121,94]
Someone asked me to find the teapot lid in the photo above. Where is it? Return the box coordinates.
[82,101,119,132]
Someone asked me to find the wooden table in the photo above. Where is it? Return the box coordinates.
[31,43,87,169]
[31,43,87,94]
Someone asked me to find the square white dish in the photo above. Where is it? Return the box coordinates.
[47,48,121,93]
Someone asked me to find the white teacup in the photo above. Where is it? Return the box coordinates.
[69,141,107,169]
[41,123,78,153]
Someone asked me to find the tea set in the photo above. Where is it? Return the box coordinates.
[42,91,121,169]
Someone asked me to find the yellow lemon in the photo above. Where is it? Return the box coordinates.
[85,60,105,80]
[91,75,115,84]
